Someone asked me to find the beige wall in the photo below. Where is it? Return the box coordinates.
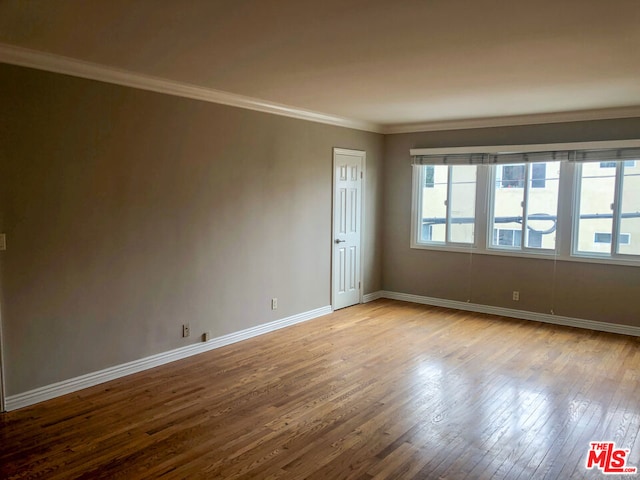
[3,61,640,400]
[0,64,384,395]
[384,119,640,327]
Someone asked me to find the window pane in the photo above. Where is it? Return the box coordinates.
[420,165,448,243]
[575,163,615,255]
[526,161,560,249]
[492,164,524,247]
[448,165,477,244]
[617,161,640,255]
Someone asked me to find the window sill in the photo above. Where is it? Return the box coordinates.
[410,242,640,267]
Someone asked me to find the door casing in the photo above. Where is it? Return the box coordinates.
[331,147,365,310]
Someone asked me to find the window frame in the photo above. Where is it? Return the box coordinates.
[571,161,639,261]
[410,139,640,267]
[412,164,479,248]
[487,162,559,254]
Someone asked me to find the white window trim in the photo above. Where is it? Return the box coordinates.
[486,162,559,255]
[410,139,640,267]
[571,161,638,261]
[411,164,480,248]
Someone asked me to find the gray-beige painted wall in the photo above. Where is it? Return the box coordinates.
[383,119,640,328]
[2,61,640,400]
[0,64,384,395]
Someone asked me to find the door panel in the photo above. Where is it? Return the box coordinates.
[332,149,364,310]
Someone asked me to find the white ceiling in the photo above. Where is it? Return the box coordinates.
[1,0,640,132]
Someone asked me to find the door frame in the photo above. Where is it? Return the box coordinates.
[331,147,366,310]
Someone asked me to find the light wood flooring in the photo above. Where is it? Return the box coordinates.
[1,299,639,479]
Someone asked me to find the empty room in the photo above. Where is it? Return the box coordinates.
[1,1,639,478]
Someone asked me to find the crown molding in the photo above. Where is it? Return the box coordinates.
[383,106,640,134]
[0,43,382,134]
[2,43,640,136]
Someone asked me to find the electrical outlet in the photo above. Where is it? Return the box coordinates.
[512,291,520,301]
[271,298,278,310]
[202,331,210,342]
[182,323,190,337]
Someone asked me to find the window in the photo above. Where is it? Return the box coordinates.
[497,163,546,189]
[616,162,640,255]
[594,232,631,245]
[599,160,635,168]
[416,164,477,245]
[574,160,640,257]
[528,230,543,247]
[493,228,542,247]
[424,165,435,188]
[411,142,640,265]
[499,165,525,188]
[531,163,547,188]
[493,228,522,247]
[422,224,434,241]
[490,161,560,251]
[593,232,612,244]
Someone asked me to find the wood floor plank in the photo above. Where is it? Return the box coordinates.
[2,299,639,479]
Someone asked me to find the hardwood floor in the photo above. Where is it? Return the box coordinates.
[2,299,639,479]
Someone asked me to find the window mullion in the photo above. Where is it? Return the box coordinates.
[445,166,453,244]
[413,166,425,245]
[522,164,530,250]
[611,163,624,256]
[558,161,575,258]
[475,164,489,250]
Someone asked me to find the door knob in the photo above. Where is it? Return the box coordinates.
[335,239,346,244]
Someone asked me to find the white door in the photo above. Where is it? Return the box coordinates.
[332,148,364,310]
[0,313,4,412]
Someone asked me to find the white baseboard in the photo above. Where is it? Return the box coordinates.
[371,290,640,337]
[362,291,383,303]
[5,305,332,411]
[7,294,637,411]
